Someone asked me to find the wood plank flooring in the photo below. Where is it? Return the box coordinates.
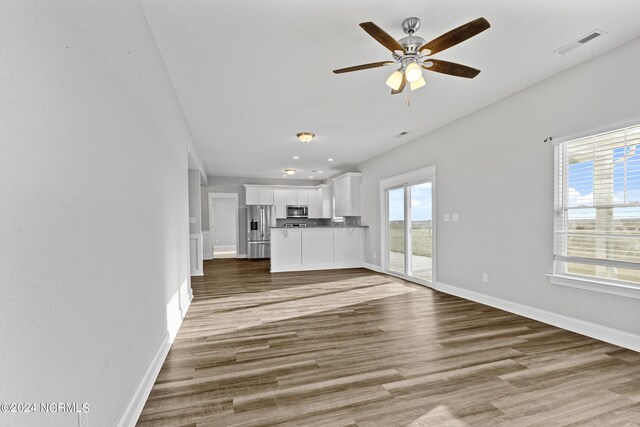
[138,259,640,426]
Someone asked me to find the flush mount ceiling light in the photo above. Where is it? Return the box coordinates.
[333,16,490,95]
[297,132,315,143]
[328,158,334,162]
[284,169,296,175]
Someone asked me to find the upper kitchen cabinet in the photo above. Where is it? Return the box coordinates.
[273,188,287,218]
[332,173,362,217]
[244,185,274,205]
[286,188,308,206]
[308,185,332,219]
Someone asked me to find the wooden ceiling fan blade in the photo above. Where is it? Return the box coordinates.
[419,17,490,55]
[333,61,393,74]
[359,22,406,54]
[391,74,406,95]
[424,59,480,78]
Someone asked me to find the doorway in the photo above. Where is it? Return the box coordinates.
[381,167,435,285]
[209,193,239,258]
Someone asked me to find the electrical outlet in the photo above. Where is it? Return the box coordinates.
[443,214,450,222]
[482,273,488,283]
[452,213,459,222]
[373,252,377,259]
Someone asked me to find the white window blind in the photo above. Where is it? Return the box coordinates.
[554,124,640,286]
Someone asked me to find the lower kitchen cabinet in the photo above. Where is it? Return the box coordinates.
[302,228,334,266]
[271,228,302,268]
[271,227,365,272]
[334,227,364,264]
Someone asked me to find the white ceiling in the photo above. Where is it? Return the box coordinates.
[140,0,640,180]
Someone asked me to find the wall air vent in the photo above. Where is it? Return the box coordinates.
[554,29,606,55]
[394,131,409,138]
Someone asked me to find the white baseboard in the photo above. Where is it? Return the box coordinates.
[433,281,640,353]
[236,253,247,259]
[363,262,382,272]
[213,252,238,259]
[117,296,192,427]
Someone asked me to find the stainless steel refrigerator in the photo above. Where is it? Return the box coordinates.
[247,205,276,259]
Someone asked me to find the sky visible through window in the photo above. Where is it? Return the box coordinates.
[568,145,640,219]
[388,183,432,221]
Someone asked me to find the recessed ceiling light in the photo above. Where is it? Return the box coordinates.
[284,169,296,175]
[293,156,299,160]
[328,158,334,162]
[282,174,287,177]
[318,171,323,173]
[309,176,314,179]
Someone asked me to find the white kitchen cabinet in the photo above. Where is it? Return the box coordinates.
[296,188,308,206]
[271,227,366,272]
[271,228,302,270]
[332,173,362,216]
[285,187,309,206]
[318,186,333,219]
[308,186,332,219]
[334,227,364,264]
[273,188,287,218]
[260,187,273,205]
[244,185,273,205]
[285,188,298,206]
[245,186,260,205]
[308,189,320,218]
[302,228,334,266]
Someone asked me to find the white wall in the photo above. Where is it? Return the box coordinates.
[211,198,237,247]
[359,37,640,336]
[201,176,321,254]
[0,1,194,426]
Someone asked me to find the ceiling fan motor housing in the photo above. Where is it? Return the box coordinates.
[402,17,421,34]
[399,18,426,54]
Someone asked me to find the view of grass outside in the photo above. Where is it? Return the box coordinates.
[558,126,640,285]
[389,220,432,257]
[387,183,433,281]
[565,217,640,283]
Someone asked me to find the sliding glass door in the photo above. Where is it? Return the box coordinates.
[409,182,432,282]
[385,179,433,284]
[387,186,405,274]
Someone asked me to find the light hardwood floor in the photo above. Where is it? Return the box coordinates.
[138,259,640,426]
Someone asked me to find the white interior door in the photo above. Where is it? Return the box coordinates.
[209,193,239,258]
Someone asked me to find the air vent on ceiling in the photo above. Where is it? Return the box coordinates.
[554,29,606,55]
[394,131,409,138]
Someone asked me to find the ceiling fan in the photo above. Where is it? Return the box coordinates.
[333,17,490,94]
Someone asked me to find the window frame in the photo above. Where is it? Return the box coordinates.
[550,119,640,300]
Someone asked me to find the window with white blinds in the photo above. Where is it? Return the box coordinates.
[554,124,640,286]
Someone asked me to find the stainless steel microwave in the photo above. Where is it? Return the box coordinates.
[286,205,308,218]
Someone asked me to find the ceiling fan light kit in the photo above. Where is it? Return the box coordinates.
[333,16,490,95]
[404,62,422,82]
[409,75,426,91]
[385,70,404,90]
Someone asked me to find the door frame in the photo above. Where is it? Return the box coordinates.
[208,192,239,258]
[379,166,436,286]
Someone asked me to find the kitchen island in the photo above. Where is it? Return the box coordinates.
[270,226,367,273]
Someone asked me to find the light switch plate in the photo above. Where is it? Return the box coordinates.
[443,214,450,222]
[452,213,459,222]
